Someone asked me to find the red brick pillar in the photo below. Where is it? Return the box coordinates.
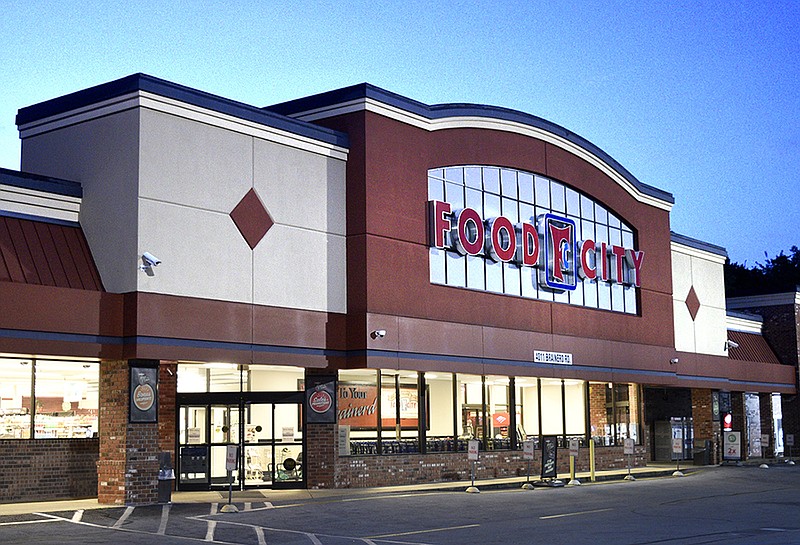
[588,383,608,443]
[691,389,715,464]
[159,361,178,491]
[97,360,161,504]
[304,369,337,488]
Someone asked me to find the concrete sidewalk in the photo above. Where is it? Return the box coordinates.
[0,462,700,516]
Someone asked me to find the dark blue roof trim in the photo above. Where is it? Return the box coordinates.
[671,231,728,257]
[267,83,674,205]
[16,74,349,149]
[0,167,82,198]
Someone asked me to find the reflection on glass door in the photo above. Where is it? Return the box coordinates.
[177,395,305,490]
[244,403,303,487]
[210,405,240,486]
[178,406,208,487]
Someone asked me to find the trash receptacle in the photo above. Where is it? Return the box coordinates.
[692,440,711,466]
[158,452,175,503]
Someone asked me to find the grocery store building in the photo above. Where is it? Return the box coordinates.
[0,74,794,504]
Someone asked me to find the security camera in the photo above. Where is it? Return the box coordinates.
[670,358,679,365]
[371,329,387,339]
[724,340,739,350]
[141,252,161,267]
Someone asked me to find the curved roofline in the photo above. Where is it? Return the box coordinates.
[16,73,349,149]
[267,82,674,205]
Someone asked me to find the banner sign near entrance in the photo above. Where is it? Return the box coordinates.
[129,362,158,423]
[306,375,336,424]
[724,431,742,461]
[541,436,558,479]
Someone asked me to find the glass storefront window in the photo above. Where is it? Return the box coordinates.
[338,369,379,454]
[590,382,640,446]
[540,378,564,436]
[427,373,455,452]
[486,375,511,449]
[0,357,33,439]
[516,377,539,440]
[564,379,587,443]
[1,356,98,440]
[458,374,483,450]
[177,363,304,393]
[380,370,420,453]
[34,359,98,439]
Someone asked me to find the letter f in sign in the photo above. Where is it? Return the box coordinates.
[544,214,577,291]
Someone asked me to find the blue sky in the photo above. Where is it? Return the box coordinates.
[1,1,797,265]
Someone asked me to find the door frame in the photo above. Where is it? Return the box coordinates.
[176,391,305,491]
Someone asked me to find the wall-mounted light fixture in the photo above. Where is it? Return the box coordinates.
[370,329,387,339]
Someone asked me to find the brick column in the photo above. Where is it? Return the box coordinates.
[97,360,161,504]
[304,369,336,489]
[691,389,715,464]
[588,383,608,442]
[158,362,177,466]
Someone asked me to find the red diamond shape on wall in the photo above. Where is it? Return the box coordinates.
[230,188,273,249]
[685,286,701,321]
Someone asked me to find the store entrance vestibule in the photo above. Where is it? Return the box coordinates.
[177,391,305,491]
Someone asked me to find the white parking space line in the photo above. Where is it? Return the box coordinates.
[112,506,135,529]
[539,508,612,520]
[306,533,323,545]
[157,504,170,535]
[255,526,266,545]
[71,510,83,523]
[205,503,218,541]
[205,521,217,541]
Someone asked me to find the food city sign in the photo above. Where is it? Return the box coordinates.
[429,200,645,292]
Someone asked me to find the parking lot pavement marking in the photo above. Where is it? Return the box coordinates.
[307,532,323,544]
[112,506,135,529]
[366,524,480,539]
[205,520,217,541]
[0,517,61,527]
[539,508,613,520]
[71,510,83,523]
[157,504,170,535]
[255,526,266,545]
[264,502,273,509]
[244,502,252,511]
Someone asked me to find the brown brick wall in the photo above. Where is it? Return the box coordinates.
[759,393,775,457]
[589,383,608,439]
[334,445,647,488]
[97,359,162,504]
[159,362,178,473]
[0,439,99,503]
[692,389,714,442]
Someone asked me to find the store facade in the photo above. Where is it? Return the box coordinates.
[0,75,795,504]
